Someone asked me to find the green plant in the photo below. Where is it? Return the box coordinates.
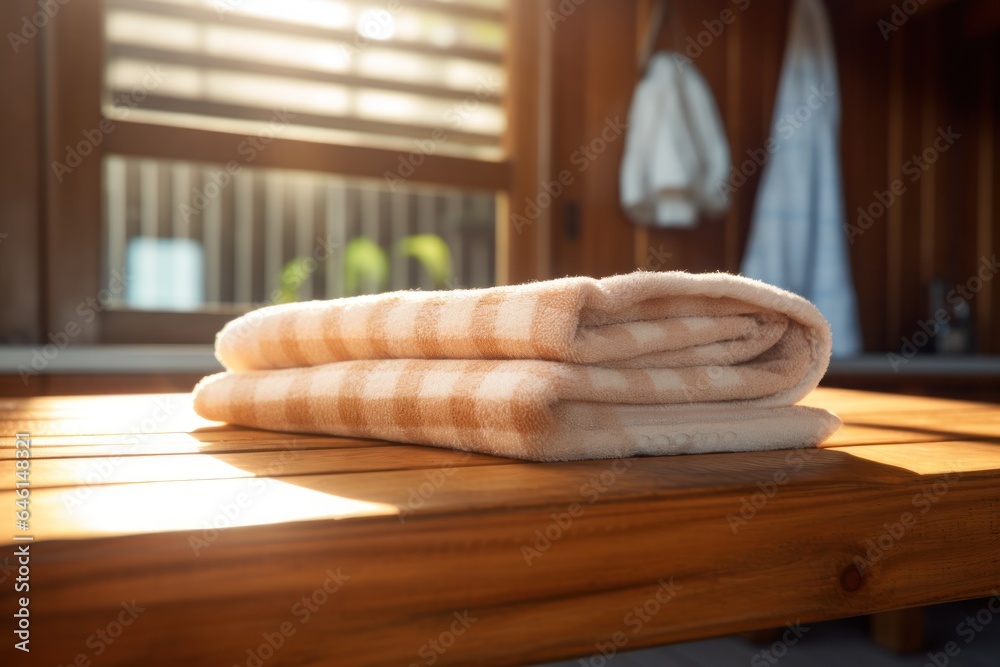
[276,233,453,302]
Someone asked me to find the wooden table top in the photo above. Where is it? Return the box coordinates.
[1,388,999,666]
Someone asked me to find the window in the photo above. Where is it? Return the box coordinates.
[40,0,515,344]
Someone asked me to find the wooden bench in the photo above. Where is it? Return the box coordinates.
[1,388,998,666]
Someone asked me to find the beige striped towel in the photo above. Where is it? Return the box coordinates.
[193,272,841,461]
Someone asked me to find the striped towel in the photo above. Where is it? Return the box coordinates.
[193,272,841,461]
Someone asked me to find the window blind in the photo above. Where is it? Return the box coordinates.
[103,0,507,159]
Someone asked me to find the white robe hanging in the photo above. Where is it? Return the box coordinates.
[740,0,862,356]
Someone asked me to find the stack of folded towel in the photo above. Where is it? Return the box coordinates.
[193,272,841,461]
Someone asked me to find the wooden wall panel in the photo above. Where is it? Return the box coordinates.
[548,0,588,278]
[43,0,104,344]
[545,0,638,279]
[0,0,42,345]
[579,0,639,278]
[502,0,550,284]
[829,4,892,352]
[538,0,998,356]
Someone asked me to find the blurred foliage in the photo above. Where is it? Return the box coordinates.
[343,236,390,296]
[394,234,453,290]
[275,256,316,304]
[277,233,453,302]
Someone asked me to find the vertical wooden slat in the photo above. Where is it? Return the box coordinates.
[234,171,253,304]
[547,0,587,279]
[171,162,191,239]
[0,0,43,344]
[534,0,554,281]
[416,190,436,290]
[470,193,494,287]
[390,190,410,291]
[444,192,463,288]
[324,179,347,299]
[975,53,994,353]
[918,21,938,290]
[723,0,742,274]
[361,186,380,243]
[828,2,890,352]
[264,174,284,298]
[203,169,222,304]
[44,0,103,343]
[501,0,545,285]
[139,160,158,239]
[577,0,636,279]
[470,237,490,288]
[886,34,905,348]
[105,156,127,291]
[295,177,314,301]
[631,0,653,271]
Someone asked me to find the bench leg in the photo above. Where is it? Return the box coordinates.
[871,607,925,653]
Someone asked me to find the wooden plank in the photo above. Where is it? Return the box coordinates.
[0,432,387,458]
[5,431,1000,541]
[1,439,998,665]
[800,387,992,414]
[103,121,511,192]
[0,446,509,488]
[822,411,1000,447]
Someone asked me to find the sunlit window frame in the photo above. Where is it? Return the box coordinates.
[42,0,548,345]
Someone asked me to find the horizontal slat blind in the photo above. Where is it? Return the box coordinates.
[104,0,506,159]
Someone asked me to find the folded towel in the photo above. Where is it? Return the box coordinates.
[193,272,841,461]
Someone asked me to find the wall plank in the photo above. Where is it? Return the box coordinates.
[0,0,42,344]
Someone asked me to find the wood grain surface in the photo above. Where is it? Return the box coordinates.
[0,387,998,666]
